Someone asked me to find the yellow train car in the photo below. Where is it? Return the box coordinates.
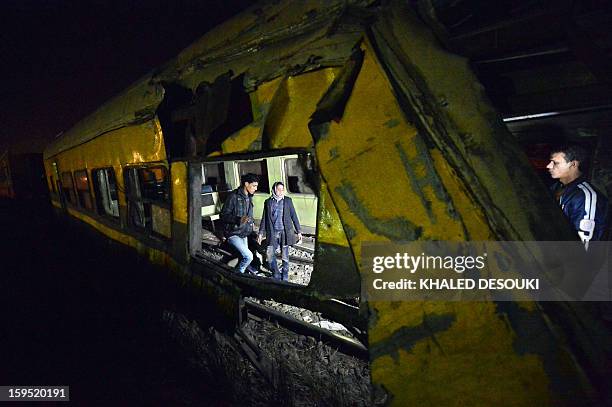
[43,1,610,405]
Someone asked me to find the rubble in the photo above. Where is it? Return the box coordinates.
[162,310,374,406]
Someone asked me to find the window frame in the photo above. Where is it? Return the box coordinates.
[122,163,171,238]
[91,167,120,220]
[282,156,316,196]
[236,159,270,194]
[60,171,77,206]
[74,169,95,212]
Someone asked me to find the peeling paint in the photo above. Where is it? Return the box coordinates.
[335,181,423,241]
[370,313,455,362]
[384,118,400,128]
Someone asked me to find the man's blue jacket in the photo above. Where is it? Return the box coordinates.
[552,177,608,242]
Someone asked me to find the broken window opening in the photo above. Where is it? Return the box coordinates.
[156,82,193,159]
[205,73,254,154]
[92,168,119,218]
[284,157,316,194]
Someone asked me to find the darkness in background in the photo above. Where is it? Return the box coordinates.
[0,0,252,154]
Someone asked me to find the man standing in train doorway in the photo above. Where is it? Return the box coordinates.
[547,145,608,248]
[257,182,302,281]
[220,173,259,274]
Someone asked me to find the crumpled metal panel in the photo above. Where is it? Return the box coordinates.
[265,68,340,149]
[311,36,595,404]
[153,0,370,92]
[46,0,370,160]
[368,2,577,242]
[338,2,599,405]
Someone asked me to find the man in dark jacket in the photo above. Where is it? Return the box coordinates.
[256,181,302,281]
[220,173,259,274]
[547,145,608,247]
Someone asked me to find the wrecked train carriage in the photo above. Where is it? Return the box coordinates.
[43,1,609,405]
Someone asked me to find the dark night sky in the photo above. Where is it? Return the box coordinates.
[0,0,251,154]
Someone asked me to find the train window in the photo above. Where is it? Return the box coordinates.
[237,160,269,193]
[60,172,77,205]
[92,168,119,218]
[125,168,146,229]
[284,158,315,194]
[74,170,94,211]
[124,166,171,238]
[139,167,169,202]
[203,163,228,191]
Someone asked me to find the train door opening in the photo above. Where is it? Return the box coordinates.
[191,151,318,286]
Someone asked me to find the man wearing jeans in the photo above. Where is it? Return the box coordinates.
[220,173,259,274]
[257,181,302,281]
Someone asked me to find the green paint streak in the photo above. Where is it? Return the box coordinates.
[310,121,330,142]
[395,141,434,220]
[384,118,400,128]
[494,302,586,399]
[370,313,456,362]
[335,181,422,241]
[328,147,340,162]
[343,223,357,241]
[394,138,469,238]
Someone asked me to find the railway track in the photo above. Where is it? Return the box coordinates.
[192,251,366,358]
[242,299,367,360]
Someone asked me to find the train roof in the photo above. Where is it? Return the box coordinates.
[44,0,375,160]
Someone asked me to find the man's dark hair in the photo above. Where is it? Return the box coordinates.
[241,173,259,185]
[552,145,587,165]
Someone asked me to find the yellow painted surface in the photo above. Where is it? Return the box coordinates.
[171,161,188,224]
[45,119,166,206]
[428,149,494,240]
[266,68,340,149]
[174,1,344,68]
[48,119,165,170]
[44,77,163,159]
[370,302,550,406]
[317,179,350,248]
[316,45,470,253]
[315,44,551,405]
[65,206,176,269]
